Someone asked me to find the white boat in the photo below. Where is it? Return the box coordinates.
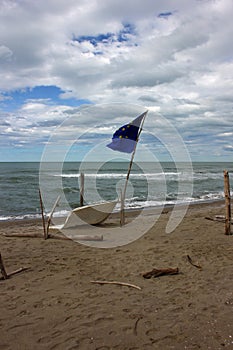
[51,200,118,230]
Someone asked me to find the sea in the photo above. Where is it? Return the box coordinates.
[0,161,232,221]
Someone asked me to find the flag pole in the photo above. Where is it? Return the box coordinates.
[120,111,148,225]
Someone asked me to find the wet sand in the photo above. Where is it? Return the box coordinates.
[0,201,233,349]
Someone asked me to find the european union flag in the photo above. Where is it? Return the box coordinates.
[107,112,146,153]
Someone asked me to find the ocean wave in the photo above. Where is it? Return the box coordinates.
[1,162,232,222]
[52,172,182,180]
[0,213,42,221]
[0,192,226,222]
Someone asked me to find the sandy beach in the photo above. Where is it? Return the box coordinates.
[1,201,233,350]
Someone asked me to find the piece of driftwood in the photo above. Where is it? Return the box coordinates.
[48,233,103,241]
[0,253,8,280]
[205,216,233,224]
[0,267,30,281]
[48,233,71,240]
[7,267,30,277]
[47,232,103,241]
[1,232,44,238]
[134,316,143,335]
[0,232,103,241]
[90,280,142,290]
[186,255,202,270]
[215,215,226,219]
[205,216,232,223]
[0,253,30,281]
[143,267,179,279]
[205,216,224,223]
[68,234,103,241]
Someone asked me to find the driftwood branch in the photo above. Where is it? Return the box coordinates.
[143,267,179,279]
[205,216,224,222]
[134,316,143,335]
[205,216,233,224]
[0,267,30,281]
[0,253,30,281]
[48,233,71,240]
[1,232,45,238]
[0,232,103,241]
[1,267,30,280]
[49,233,103,241]
[90,280,142,290]
[73,235,103,241]
[186,255,202,270]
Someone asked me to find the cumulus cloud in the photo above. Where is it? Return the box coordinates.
[0,0,232,160]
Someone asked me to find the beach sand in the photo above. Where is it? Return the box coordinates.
[0,201,233,350]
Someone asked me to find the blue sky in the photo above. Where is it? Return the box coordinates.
[0,0,233,162]
[1,86,89,112]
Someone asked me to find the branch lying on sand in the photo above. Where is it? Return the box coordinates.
[186,255,202,270]
[134,316,143,335]
[0,253,30,281]
[1,232,70,239]
[90,280,142,290]
[143,267,179,279]
[0,232,103,241]
[205,216,233,224]
[0,267,30,281]
[47,233,103,241]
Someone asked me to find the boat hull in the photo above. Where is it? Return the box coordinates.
[63,200,117,228]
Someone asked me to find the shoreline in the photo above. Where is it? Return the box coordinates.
[0,197,227,226]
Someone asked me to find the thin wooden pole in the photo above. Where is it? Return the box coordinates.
[0,265,30,281]
[120,111,148,225]
[0,253,8,280]
[80,172,84,207]
[120,189,125,226]
[46,195,61,235]
[224,170,231,235]
[3,267,29,279]
[39,188,47,239]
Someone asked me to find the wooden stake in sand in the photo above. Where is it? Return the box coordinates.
[0,252,30,281]
[0,253,8,280]
[39,191,61,238]
[120,189,124,226]
[39,188,47,239]
[223,170,231,235]
[80,172,84,207]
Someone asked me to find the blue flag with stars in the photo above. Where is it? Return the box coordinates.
[107,112,146,153]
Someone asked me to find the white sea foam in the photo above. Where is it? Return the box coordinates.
[53,172,181,179]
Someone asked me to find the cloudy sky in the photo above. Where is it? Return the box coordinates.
[0,0,232,162]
